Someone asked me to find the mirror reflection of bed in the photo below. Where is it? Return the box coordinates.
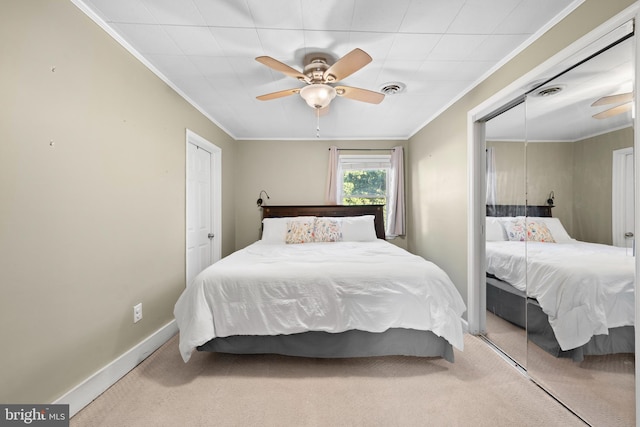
[482,26,635,427]
[484,202,635,425]
[486,204,634,359]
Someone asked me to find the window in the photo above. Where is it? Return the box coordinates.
[338,154,391,222]
[326,147,405,238]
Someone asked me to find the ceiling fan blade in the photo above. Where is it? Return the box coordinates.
[335,85,384,104]
[591,92,633,106]
[323,48,372,83]
[592,102,632,119]
[256,88,300,101]
[255,56,309,82]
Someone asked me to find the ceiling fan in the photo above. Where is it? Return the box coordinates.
[591,92,633,119]
[255,48,385,111]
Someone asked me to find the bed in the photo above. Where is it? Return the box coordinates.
[485,205,635,361]
[174,205,466,363]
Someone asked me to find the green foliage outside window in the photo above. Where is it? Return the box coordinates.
[342,169,388,223]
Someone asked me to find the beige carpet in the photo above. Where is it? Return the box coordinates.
[71,333,586,427]
[528,337,635,427]
[485,312,527,366]
[485,311,635,427]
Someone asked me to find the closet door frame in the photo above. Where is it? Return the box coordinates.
[466,4,640,421]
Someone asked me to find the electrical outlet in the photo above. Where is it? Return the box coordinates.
[133,303,143,323]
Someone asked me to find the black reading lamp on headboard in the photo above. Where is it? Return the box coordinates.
[257,190,270,207]
[547,191,555,206]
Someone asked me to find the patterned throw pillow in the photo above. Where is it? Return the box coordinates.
[285,220,315,244]
[313,218,342,242]
[507,219,556,243]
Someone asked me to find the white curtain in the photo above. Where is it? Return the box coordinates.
[387,146,405,237]
[325,146,339,204]
[486,147,497,206]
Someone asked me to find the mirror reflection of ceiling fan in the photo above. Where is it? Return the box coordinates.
[591,92,633,119]
[255,48,385,113]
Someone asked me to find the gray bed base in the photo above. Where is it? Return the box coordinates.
[197,328,455,362]
[487,275,634,362]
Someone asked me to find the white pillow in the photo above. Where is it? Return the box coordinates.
[261,216,316,244]
[486,217,507,241]
[341,215,377,242]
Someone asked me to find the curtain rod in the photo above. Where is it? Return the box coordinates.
[330,148,396,151]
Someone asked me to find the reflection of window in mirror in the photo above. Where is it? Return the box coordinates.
[483,102,528,368]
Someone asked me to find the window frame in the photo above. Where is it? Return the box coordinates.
[337,153,391,210]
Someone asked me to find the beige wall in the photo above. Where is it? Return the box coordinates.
[573,127,634,243]
[234,139,408,250]
[407,103,468,302]
[407,0,635,309]
[487,127,633,244]
[0,1,236,404]
[488,141,575,235]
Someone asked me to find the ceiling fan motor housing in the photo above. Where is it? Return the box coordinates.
[304,55,332,83]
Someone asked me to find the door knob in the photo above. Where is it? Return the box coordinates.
[208,233,215,239]
[624,232,634,238]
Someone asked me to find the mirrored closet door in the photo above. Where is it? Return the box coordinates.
[484,22,635,426]
[485,103,527,368]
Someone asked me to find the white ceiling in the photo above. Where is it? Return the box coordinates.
[77,0,580,140]
[487,31,634,142]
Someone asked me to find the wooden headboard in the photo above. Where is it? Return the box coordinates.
[261,205,386,239]
[486,204,553,217]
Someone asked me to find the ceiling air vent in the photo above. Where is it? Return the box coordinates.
[533,85,565,97]
[380,82,406,95]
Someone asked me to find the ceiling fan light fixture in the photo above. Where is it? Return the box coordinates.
[300,84,337,109]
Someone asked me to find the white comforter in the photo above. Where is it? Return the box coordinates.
[486,240,635,351]
[175,240,466,362]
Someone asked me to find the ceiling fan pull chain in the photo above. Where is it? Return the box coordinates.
[316,108,321,138]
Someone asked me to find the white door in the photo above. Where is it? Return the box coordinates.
[623,150,634,249]
[186,130,221,286]
[612,147,634,248]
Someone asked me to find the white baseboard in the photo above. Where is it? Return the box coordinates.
[54,320,178,417]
